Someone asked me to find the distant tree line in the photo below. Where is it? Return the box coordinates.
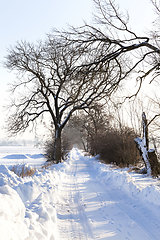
[46,103,140,168]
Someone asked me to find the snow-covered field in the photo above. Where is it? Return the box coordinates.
[0,146,46,168]
[0,146,160,239]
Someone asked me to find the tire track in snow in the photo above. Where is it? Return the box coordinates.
[82,163,160,240]
[86,180,159,240]
[73,159,94,239]
[55,149,160,239]
[55,151,94,239]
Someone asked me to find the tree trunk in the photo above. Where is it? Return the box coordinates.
[134,112,151,175]
[54,128,62,163]
[135,112,160,177]
[148,150,160,177]
[134,137,151,176]
[142,112,151,175]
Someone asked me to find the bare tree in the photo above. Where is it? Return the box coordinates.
[79,103,139,167]
[59,0,160,97]
[5,35,118,162]
[5,0,160,164]
[82,104,112,154]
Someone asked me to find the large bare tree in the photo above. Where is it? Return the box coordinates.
[59,0,160,96]
[5,0,160,163]
[5,35,119,162]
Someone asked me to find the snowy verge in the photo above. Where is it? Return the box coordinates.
[65,149,160,208]
[0,184,28,240]
[62,149,160,208]
[91,157,160,207]
[0,163,60,240]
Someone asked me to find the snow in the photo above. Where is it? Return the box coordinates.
[135,137,151,176]
[0,146,58,240]
[0,146,45,168]
[0,146,160,239]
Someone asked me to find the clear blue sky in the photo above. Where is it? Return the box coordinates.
[0,0,155,141]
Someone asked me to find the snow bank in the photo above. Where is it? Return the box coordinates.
[0,163,59,240]
[3,154,28,159]
[25,192,58,240]
[0,185,28,240]
[91,158,160,207]
[0,165,22,186]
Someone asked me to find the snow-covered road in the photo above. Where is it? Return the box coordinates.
[55,148,160,240]
[1,147,160,239]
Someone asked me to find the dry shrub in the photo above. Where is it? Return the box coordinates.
[45,139,55,162]
[148,151,160,177]
[11,164,36,178]
[42,161,55,169]
[88,127,140,167]
[45,134,71,162]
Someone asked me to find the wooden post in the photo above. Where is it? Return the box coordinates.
[142,112,149,150]
[134,112,151,176]
[135,112,160,177]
